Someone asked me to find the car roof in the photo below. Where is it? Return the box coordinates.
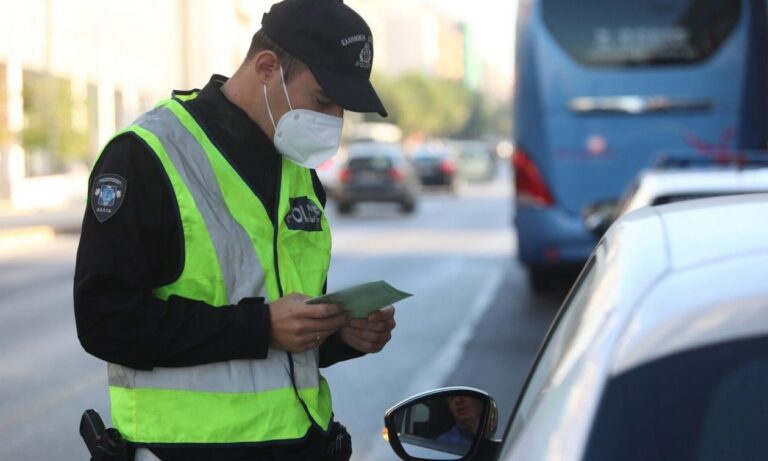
[603,193,768,367]
[346,142,403,158]
[654,192,768,267]
[638,166,768,194]
[618,167,768,215]
[411,143,451,157]
[505,194,768,460]
[611,193,768,371]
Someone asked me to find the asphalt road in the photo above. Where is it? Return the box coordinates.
[0,164,563,461]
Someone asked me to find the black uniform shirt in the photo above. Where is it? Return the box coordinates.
[74,75,361,372]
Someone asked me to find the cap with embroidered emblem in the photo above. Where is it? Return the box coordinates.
[262,0,388,117]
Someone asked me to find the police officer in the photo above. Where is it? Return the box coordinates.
[74,0,395,460]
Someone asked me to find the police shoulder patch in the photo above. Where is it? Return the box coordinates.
[91,174,127,223]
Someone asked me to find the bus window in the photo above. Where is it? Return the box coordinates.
[542,0,741,67]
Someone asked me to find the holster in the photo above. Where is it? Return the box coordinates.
[80,410,133,461]
[325,421,352,461]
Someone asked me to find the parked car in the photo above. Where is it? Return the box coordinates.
[448,140,497,182]
[584,154,768,236]
[384,193,768,461]
[411,146,460,192]
[336,142,418,215]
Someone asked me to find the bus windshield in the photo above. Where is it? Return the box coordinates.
[542,0,741,67]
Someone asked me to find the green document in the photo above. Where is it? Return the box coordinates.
[306,281,413,318]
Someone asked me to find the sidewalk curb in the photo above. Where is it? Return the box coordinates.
[0,226,57,252]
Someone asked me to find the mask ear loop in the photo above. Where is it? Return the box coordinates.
[264,64,294,132]
[263,84,277,130]
[278,64,294,111]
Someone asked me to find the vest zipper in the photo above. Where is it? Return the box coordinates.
[273,159,324,433]
[272,158,285,299]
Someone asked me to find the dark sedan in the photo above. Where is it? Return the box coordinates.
[411,147,460,192]
[336,142,419,215]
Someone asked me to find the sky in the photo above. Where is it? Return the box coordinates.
[422,0,519,78]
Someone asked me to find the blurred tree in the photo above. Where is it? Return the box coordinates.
[21,72,89,169]
[366,72,511,139]
[455,93,488,139]
[487,99,514,139]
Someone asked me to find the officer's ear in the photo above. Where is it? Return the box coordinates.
[252,50,279,85]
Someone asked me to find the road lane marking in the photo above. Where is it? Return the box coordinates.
[332,230,515,257]
[403,268,505,397]
[362,267,506,460]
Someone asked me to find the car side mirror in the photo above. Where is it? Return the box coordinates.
[582,200,618,237]
[384,387,498,461]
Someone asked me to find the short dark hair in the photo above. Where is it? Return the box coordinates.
[245,29,306,82]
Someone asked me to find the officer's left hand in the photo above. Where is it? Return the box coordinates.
[340,305,396,353]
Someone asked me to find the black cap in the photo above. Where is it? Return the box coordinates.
[262,0,387,117]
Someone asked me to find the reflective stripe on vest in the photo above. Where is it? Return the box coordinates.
[105,95,332,445]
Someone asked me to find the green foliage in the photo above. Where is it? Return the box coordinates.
[21,72,89,162]
[366,72,510,139]
[486,99,514,139]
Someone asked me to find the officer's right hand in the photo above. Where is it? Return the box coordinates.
[269,293,350,353]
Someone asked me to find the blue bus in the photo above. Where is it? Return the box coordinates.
[513,0,768,291]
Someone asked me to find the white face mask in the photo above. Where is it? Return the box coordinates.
[264,65,343,169]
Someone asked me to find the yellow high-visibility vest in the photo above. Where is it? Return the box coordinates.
[105,92,333,445]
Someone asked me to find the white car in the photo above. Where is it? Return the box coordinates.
[385,193,768,461]
[447,140,497,183]
[585,158,768,235]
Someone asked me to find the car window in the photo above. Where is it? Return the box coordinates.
[453,143,488,159]
[459,149,487,160]
[584,335,768,460]
[651,191,767,206]
[650,192,719,206]
[347,143,401,159]
[348,156,393,170]
[413,151,444,159]
[504,252,601,444]
[542,0,741,67]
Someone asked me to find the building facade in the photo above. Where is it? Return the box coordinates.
[0,0,270,202]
